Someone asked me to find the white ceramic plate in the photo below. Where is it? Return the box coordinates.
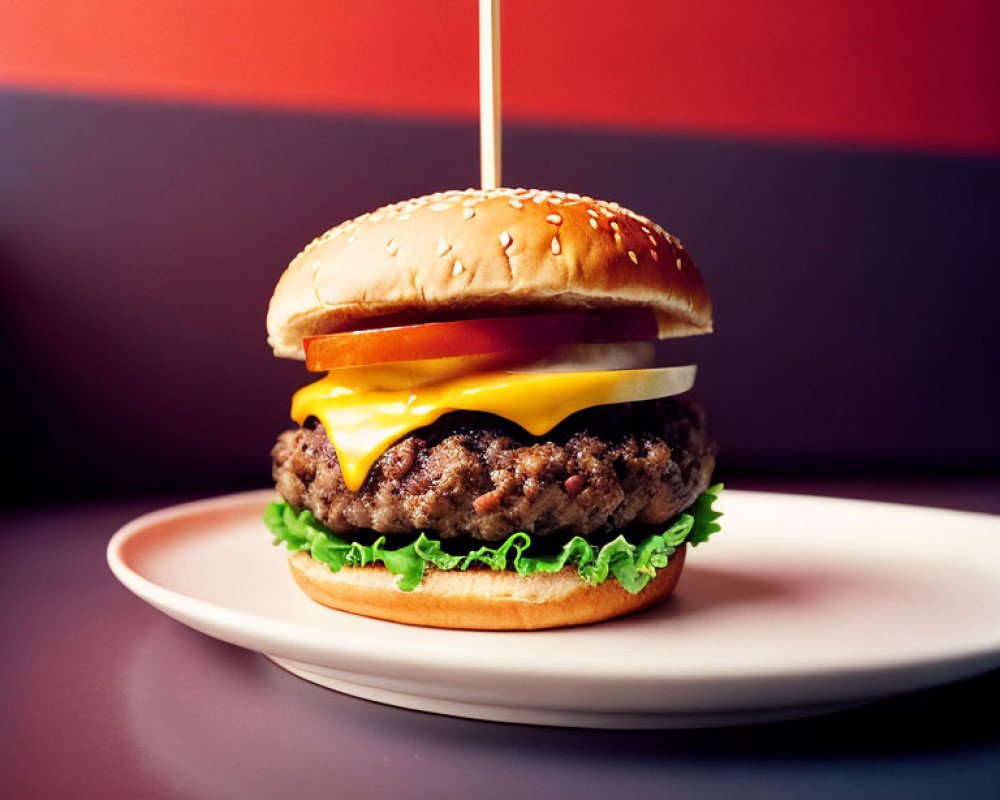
[107,489,1000,728]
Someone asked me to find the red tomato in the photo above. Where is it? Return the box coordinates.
[303,309,657,371]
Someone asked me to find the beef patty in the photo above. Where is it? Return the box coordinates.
[272,397,715,542]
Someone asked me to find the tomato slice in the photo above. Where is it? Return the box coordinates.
[303,309,658,371]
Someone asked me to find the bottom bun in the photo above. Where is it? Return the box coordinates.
[288,544,686,630]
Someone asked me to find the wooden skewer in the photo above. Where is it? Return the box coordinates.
[479,0,501,190]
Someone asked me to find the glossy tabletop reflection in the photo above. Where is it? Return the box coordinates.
[2,478,998,800]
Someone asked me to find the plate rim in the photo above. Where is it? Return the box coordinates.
[107,488,1000,685]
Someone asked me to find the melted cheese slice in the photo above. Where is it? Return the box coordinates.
[291,362,696,491]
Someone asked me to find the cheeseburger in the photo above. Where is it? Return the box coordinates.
[264,188,721,630]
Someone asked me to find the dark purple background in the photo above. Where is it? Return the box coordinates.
[2,89,998,503]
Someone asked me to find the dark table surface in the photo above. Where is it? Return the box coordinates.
[2,476,998,800]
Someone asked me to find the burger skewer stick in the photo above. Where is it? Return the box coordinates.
[479,0,502,189]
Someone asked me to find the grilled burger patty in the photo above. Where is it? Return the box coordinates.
[272,397,715,542]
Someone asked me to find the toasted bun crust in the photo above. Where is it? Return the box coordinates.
[287,544,685,630]
[268,188,712,359]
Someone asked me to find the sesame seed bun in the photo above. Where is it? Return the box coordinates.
[286,545,686,630]
[267,188,712,359]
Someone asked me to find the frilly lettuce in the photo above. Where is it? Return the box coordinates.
[265,484,722,593]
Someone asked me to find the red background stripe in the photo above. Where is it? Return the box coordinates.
[1,0,998,154]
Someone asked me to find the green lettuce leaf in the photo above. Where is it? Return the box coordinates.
[266,484,723,594]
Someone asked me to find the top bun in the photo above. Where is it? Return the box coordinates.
[267,188,712,359]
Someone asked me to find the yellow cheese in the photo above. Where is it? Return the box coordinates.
[291,361,695,491]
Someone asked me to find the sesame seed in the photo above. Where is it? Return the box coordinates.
[546,214,562,225]
[462,208,475,220]
[651,250,659,261]
[587,209,598,217]
[532,193,547,203]
[601,209,614,218]
[452,259,464,276]
[628,250,639,265]
[614,232,623,247]
[641,226,651,234]
[551,237,561,255]
[398,214,411,221]
[509,199,524,209]
[386,238,398,256]
[567,192,581,200]
[436,237,451,257]
[347,235,357,245]
[311,259,321,274]
[610,221,621,232]
[429,202,451,211]
[676,257,683,271]
[549,197,563,205]
[589,218,598,229]
[500,231,512,248]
